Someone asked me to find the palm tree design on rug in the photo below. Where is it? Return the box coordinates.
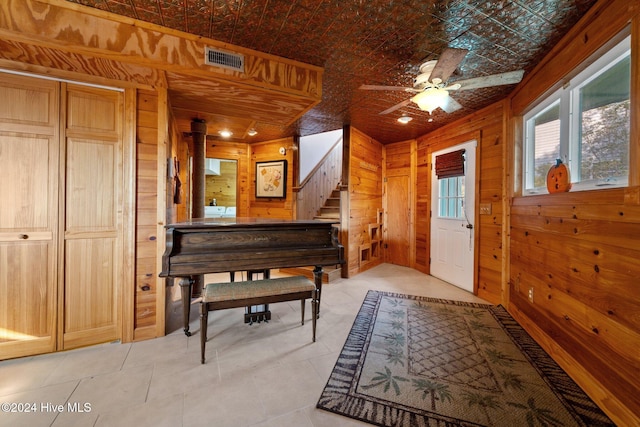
[468,318,497,331]
[463,308,486,318]
[385,347,405,366]
[387,319,404,330]
[388,308,405,318]
[361,366,409,396]
[412,378,452,410]
[507,397,565,427]
[475,332,496,346]
[387,299,405,308]
[318,293,613,427]
[484,348,519,367]
[497,370,525,390]
[462,392,503,426]
[382,331,405,347]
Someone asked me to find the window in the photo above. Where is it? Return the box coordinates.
[523,33,630,194]
[438,176,465,219]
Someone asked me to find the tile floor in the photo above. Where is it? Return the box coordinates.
[0,264,488,427]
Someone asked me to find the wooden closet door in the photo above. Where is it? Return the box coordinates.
[0,73,59,359]
[61,84,124,350]
[386,175,411,266]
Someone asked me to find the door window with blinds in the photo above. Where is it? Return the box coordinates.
[435,149,465,219]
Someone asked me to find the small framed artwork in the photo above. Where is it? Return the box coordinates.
[256,160,287,198]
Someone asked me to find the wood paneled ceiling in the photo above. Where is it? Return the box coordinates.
[61,0,597,144]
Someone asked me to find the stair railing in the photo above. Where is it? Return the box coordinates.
[294,137,343,220]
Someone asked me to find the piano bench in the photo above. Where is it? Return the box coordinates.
[199,276,319,364]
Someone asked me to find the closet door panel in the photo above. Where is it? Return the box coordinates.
[0,74,58,360]
[62,84,123,350]
[0,242,55,358]
[65,138,117,231]
[63,238,118,348]
[0,134,53,229]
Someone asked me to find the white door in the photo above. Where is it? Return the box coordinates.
[430,141,476,292]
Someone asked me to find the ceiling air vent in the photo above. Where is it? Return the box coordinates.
[204,47,244,72]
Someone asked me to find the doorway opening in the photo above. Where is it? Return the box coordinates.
[205,158,238,218]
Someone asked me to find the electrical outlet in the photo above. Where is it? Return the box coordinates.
[528,287,534,303]
[479,203,492,215]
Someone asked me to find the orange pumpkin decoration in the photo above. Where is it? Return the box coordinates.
[546,159,572,193]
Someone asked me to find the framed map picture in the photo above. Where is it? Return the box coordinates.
[256,160,287,198]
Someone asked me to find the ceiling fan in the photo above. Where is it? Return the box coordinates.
[360,48,525,115]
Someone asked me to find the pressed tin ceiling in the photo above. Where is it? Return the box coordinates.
[63,0,597,144]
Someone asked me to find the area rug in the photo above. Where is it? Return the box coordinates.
[317,291,614,427]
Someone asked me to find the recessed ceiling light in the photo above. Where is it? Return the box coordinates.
[397,115,412,124]
[218,130,233,137]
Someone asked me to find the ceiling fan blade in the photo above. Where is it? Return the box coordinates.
[359,84,415,92]
[442,96,463,113]
[430,48,469,83]
[455,70,525,90]
[443,83,462,91]
[379,99,411,115]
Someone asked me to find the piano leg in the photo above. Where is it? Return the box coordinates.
[311,289,318,342]
[179,276,193,336]
[199,301,208,364]
[313,266,323,318]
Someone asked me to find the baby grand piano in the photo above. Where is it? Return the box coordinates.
[160,217,344,336]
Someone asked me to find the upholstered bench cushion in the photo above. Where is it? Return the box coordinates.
[203,276,315,303]
[200,275,319,363]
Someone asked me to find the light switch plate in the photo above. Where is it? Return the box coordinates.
[479,203,492,215]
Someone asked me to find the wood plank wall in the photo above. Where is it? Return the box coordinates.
[249,138,296,219]
[509,190,640,424]
[506,1,640,424]
[346,127,384,276]
[415,102,507,305]
[134,89,160,340]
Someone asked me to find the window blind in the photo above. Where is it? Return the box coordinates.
[435,149,465,178]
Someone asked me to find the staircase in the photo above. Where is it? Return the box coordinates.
[280,187,342,282]
[313,187,341,222]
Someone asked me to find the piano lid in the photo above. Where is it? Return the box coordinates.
[166,217,337,229]
[160,217,343,277]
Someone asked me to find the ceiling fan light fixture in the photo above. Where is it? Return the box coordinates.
[397,115,413,124]
[411,88,449,114]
